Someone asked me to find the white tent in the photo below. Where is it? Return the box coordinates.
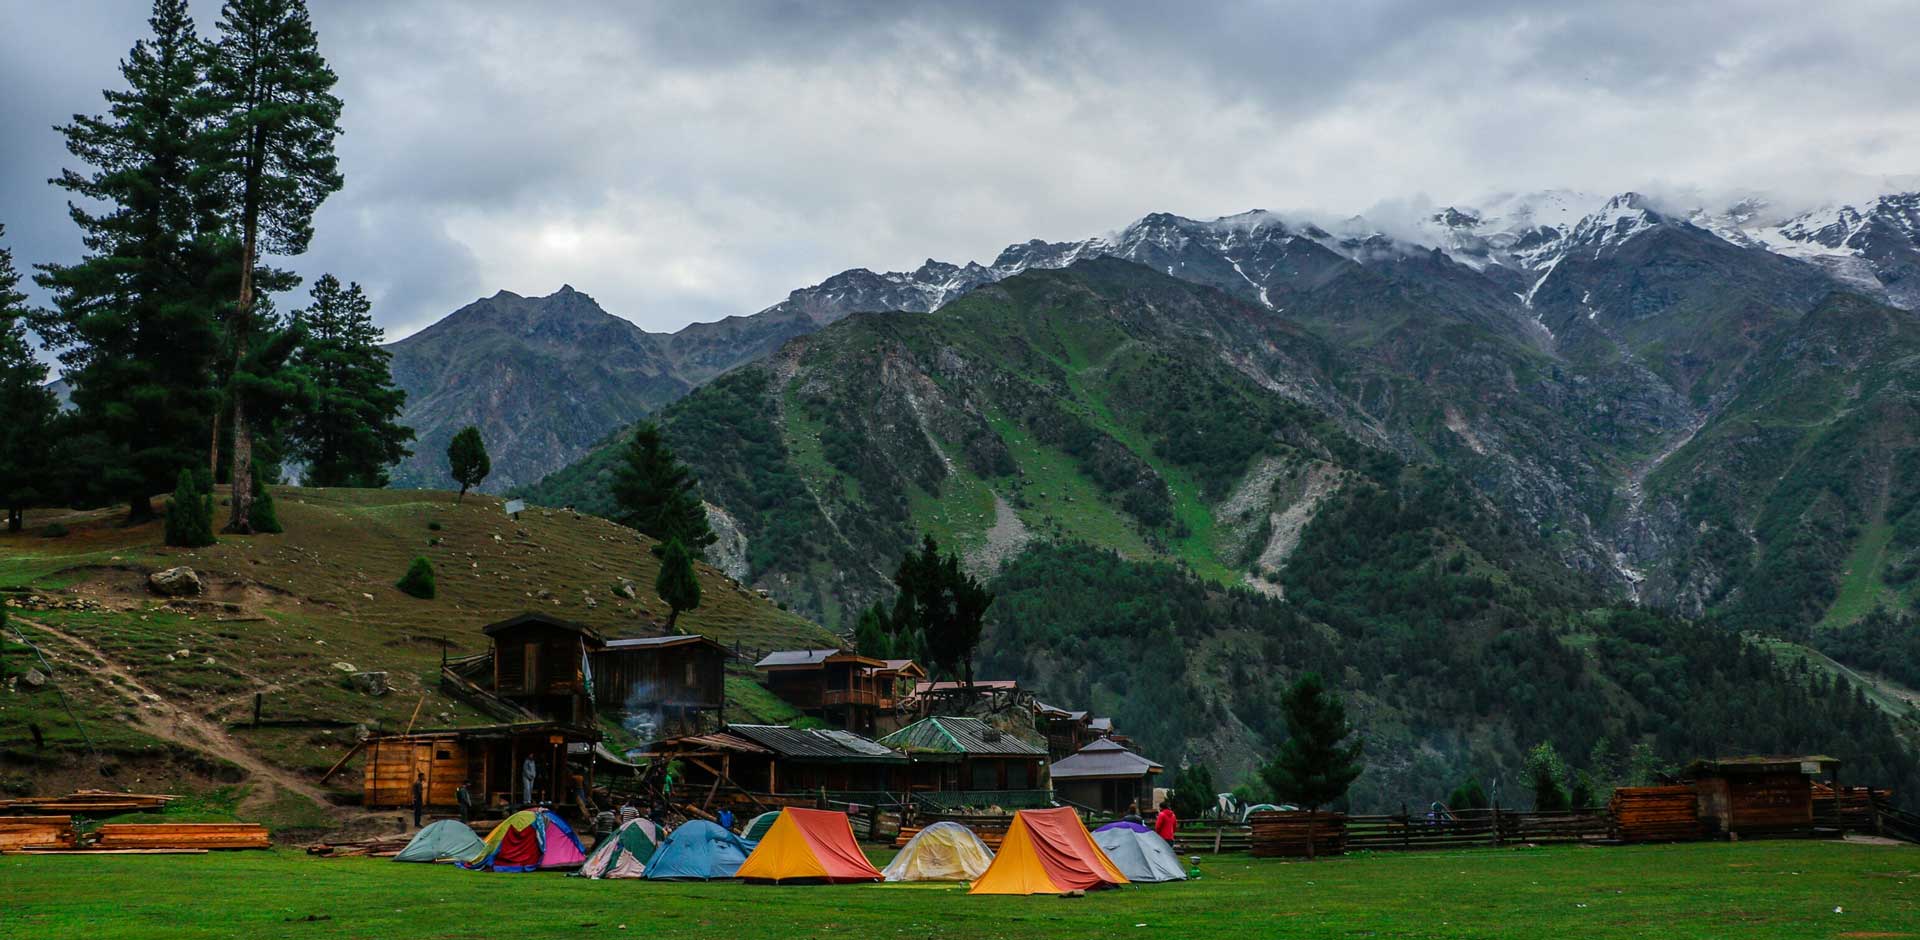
[881,821,996,882]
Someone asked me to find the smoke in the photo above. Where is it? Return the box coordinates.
[618,679,668,746]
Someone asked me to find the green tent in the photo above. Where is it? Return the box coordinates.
[742,811,781,843]
[393,820,487,863]
[581,819,662,879]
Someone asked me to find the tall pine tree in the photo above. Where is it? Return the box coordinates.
[201,0,342,532]
[1259,672,1364,860]
[287,275,411,487]
[0,226,60,533]
[610,422,715,552]
[32,0,228,522]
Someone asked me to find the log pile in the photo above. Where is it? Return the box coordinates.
[1609,786,1705,843]
[0,816,79,852]
[307,837,412,858]
[93,823,271,850]
[1249,811,1347,858]
[0,790,178,815]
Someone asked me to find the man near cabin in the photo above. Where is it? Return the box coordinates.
[1154,801,1178,843]
[521,755,537,807]
[456,780,473,824]
[411,772,425,827]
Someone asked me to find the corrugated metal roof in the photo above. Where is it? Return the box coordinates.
[603,634,727,652]
[1048,739,1163,780]
[755,649,839,668]
[725,725,906,763]
[1088,717,1113,733]
[878,716,1047,758]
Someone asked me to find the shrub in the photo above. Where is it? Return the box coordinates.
[427,521,442,531]
[247,463,282,534]
[163,470,214,548]
[40,523,69,539]
[396,556,436,599]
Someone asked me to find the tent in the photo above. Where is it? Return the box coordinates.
[1094,820,1151,834]
[581,818,662,879]
[736,808,883,884]
[461,810,587,872]
[1092,825,1187,883]
[644,820,756,880]
[393,820,487,864]
[968,807,1129,895]
[1241,802,1294,822]
[742,810,781,843]
[881,821,995,882]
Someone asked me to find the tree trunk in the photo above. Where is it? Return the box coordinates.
[209,408,222,482]
[224,219,257,534]
[457,483,467,504]
[7,506,20,533]
[666,607,680,632]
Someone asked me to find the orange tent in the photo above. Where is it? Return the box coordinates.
[735,808,883,884]
[969,807,1129,895]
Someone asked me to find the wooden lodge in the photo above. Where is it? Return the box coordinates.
[1684,755,1839,838]
[355,720,596,813]
[754,650,890,733]
[1033,701,1093,761]
[593,634,728,736]
[878,715,1049,793]
[1048,738,1163,814]
[645,724,908,801]
[485,613,602,726]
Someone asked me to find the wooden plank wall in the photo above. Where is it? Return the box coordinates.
[1610,786,1707,842]
[362,737,470,807]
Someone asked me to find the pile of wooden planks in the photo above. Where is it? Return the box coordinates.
[1249,811,1347,858]
[93,823,271,850]
[1610,786,1705,843]
[0,816,79,852]
[307,837,412,858]
[0,790,178,815]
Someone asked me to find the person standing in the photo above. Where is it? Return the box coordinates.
[521,755,537,807]
[456,780,473,824]
[411,772,426,828]
[717,808,735,832]
[1122,801,1144,825]
[1154,801,1178,843]
[617,798,640,827]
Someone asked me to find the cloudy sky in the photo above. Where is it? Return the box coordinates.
[3,1,1917,340]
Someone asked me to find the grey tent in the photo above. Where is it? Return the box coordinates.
[1092,825,1187,883]
[393,819,488,863]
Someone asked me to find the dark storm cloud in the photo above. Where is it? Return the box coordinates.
[3,1,1915,343]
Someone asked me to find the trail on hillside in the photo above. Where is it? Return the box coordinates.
[17,616,337,816]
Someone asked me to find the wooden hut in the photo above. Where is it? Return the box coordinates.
[754,650,888,733]
[357,720,597,812]
[1047,738,1163,814]
[591,634,728,736]
[878,715,1049,793]
[484,613,603,726]
[1684,755,1838,838]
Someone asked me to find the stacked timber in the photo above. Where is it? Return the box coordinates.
[894,823,1006,850]
[1249,811,1347,858]
[1813,784,1892,834]
[0,816,79,852]
[1609,786,1704,842]
[93,823,271,850]
[307,837,412,858]
[0,790,177,814]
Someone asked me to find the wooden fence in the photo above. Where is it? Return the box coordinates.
[1251,808,1612,857]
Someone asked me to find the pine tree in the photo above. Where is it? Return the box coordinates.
[32,0,228,522]
[395,555,434,599]
[224,298,311,489]
[1168,763,1217,819]
[610,422,714,552]
[852,602,894,658]
[0,226,59,533]
[247,460,281,533]
[287,275,411,486]
[1525,742,1571,811]
[164,469,215,547]
[1259,672,1364,860]
[655,538,702,632]
[201,0,343,532]
[446,426,489,501]
[890,535,992,685]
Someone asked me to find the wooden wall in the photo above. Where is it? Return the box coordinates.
[592,645,724,710]
[362,736,470,808]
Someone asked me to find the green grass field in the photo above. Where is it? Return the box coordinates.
[3,841,1915,939]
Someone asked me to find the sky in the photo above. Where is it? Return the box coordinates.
[3,1,1918,342]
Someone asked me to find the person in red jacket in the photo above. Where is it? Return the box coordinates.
[1153,802,1177,842]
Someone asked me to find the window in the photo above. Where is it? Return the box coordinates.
[971,762,998,790]
[1006,761,1030,789]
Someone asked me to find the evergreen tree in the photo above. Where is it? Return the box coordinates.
[889,535,992,685]
[655,538,702,632]
[395,555,434,599]
[247,460,281,533]
[0,227,59,533]
[1168,762,1218,819]
[1446,778,1489,811]
[446,426,489,501]
[32,0,228,521]
[224,299,310,489]
[163,469,215,547]
[1525,742,1571,811]
[201,0,343,532]
[852,602,894,658]
[611,422,715,552]
[286,275,411,486]
[1259,672,1364,859]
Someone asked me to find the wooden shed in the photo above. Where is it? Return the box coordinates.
[591,634,728,736]
[1684,755,1838,838]
[484,613,604,726]
[356,721,598,813]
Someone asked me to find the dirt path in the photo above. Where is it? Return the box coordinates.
[18,616,337,815]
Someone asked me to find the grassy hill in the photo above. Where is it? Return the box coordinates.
[0,486,832,831]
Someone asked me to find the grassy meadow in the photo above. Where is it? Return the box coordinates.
[3,840,1916,939]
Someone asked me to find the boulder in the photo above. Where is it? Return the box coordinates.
[613,580,637,600]
[346,671,389,696]
[22,668,48,688]
[147,566,204,597]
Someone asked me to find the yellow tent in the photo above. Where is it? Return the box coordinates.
[882,821,995,882]
[735,808,883,883]
[969,807,1128,895]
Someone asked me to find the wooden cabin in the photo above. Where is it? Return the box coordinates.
[878,715,1049,793]
[754,650,888,733]
[484,613,603,726]
[1048,738,1163,815]
[592,634,728,737]
[357,721,597,814]
[646,724,909,800]
[1685,755,1839,838]
[1033,701,1092,761]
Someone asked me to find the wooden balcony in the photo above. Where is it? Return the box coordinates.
[821,688,882,709]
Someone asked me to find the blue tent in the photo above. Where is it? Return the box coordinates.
[643,820,756,880]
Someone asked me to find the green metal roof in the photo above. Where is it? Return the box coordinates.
[878,716,1046,758]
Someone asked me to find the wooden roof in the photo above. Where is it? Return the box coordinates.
[480,611,605,642]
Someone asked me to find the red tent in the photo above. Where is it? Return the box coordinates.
[735,808,883,883]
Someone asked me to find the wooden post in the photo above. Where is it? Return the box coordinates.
[1491,801,1502,847]
[252,692,263,727]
